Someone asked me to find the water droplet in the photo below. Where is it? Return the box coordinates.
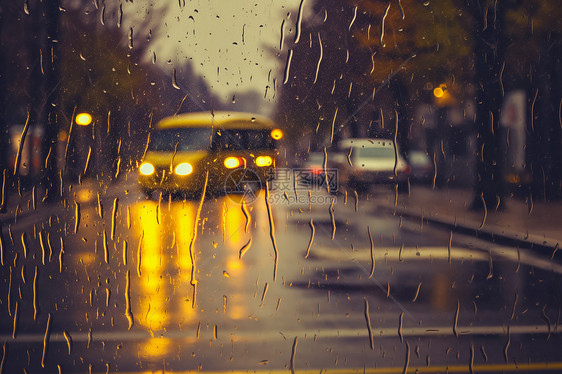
[103,230,109,264]
[504,326,510,363]
[122,241,128,266]
[349,5,357,31]
[241,200,251,232]
[33,266,38,320]
[97,192,103,219]
[368,226,374,278]
[20,232,28,259]
[239,238,252,259]
[313,33,323,84]
[63,331,72,355]
[172,68,180,90]
[412,282,422,302]
[100,4,105,25]
[14,111,31,177]
[282,49,293,84]
[304,219,315,258]
[59,238,64,273]
[117,4,123,28]
[12,301,19,339]
[379,3,391,47]
[398,311,404,343]
[294,0,306,43]
[364,299,374,350]
[128,27,134,49]
[329,199,336,240]
[125,270,134,330]
[264,182,279,281]
[137,232,143,277]
[111,198,118,240]
[289,337,298,372]
[259,283,269,307]
[279,19,286,50]
[74,202,80,234]
[41,313,51,368]
[453,300,460,337]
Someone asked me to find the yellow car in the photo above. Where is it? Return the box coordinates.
[138,111,282,197]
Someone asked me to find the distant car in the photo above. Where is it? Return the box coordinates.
[406,149,434,184]
[297,152,328,188]
[330,138,411,192]
[138,111,282,197]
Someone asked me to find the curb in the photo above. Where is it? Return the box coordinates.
[379,205,560,257]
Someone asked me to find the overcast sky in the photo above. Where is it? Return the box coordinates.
[113,0,305,114]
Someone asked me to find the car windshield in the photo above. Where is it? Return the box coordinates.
[212,129,275,150]
[148,128,211,151]
[357,146,396,159]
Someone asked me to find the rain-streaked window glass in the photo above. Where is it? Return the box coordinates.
[0,0,561,373]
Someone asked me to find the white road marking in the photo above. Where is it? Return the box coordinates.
[1,323,558,344]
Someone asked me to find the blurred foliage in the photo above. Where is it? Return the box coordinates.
[274,0,473,154]
[0,2,217,182]
[354,0,473,84]
[275,0,561,199]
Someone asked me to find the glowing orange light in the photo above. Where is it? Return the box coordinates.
[433,87,445,98]
[224,157,243,169]
[271,129,283,140]
[255,156,272,167]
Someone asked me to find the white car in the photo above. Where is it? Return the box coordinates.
[330,138,411,192]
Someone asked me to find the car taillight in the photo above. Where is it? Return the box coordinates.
[312,167,323,175]
[403,165,412,175]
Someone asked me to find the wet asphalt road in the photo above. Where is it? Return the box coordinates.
[1,176,562,373]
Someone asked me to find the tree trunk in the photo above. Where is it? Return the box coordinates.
[469,0,507,210]
[0,5,6,212]
[42,0,60,201]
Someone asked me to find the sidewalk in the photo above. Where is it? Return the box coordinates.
[377,185,562,254]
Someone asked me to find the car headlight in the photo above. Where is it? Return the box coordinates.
[224,157,244,169]
[139,162,155,175]
[255,156,273,167]
[175,162,193,176]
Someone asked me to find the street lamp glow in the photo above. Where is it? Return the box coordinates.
[433,87,445,98]
[75,113,93,126]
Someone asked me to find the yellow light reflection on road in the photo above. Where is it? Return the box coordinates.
[223,199,248,249]
[134,201,168,331]
[131,199,199,359]
[175,202,196,279]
